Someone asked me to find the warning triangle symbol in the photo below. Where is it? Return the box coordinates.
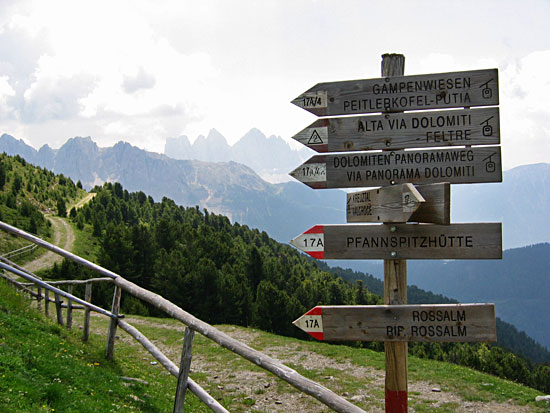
[308,130,324,144]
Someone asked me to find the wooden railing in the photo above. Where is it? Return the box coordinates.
[0,220,365,413]
[3,243,38,259]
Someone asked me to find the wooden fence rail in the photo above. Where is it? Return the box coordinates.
[0,260,225,411]
[3,243,37,259]
[0,220,365,413]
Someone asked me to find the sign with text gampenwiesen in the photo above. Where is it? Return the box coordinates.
[292,69,498,116]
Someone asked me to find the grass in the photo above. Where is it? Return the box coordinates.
[2,277,550,412]
[0,280,208,412]
[69,221,101,262]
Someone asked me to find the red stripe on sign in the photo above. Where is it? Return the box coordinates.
[304,225,324,234]
[385,390,407,413]
[305,306,322,316]
[308,251,325,259]
[309,331,325,340]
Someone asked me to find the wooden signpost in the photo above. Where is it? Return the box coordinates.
[290,223,502,260]
[292,107,500,152]
[291,68,499,116]
[288,54,502,413]
[293,304,497,343]
[290,145,502,189]
[346,183,450,224]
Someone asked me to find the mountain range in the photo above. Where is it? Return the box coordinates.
[0,132,548,249]
[0,131,549,350]
[164,128,312,183]
[0,133,345,242]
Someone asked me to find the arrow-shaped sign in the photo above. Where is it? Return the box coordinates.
[289,223,502,260]
[292,107,500,153]
[293,304,497,343]
[289,146,502,189]
[347,183,424,223]
[347,183,450,224]
[291,69,499,117]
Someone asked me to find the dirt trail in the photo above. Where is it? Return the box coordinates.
[99,316,536,413]
[23,216,74,273]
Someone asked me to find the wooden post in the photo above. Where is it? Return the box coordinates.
[382,53,408,413]
[66,285,73,330]
[45,289,49,317]
[83,282,92,342]
[37,286,42,310]
[174,327,195,412]
[54,293,64,326]
[106,285,122,360]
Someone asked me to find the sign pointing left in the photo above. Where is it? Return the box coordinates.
[290,223,502,260]
[293,304,497,342]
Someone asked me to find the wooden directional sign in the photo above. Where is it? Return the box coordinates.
[347,183,450,224]
[293,304,497,343]
[289,146,501,189]
[291,69,498,117]
[292,107,500,153]
[289,223,502,259]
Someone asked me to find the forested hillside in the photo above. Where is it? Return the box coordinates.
[39,180,549,393]
[0,153,548,393]
[50,181,379,337]
[0,153,86,253]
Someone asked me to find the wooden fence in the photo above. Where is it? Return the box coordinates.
[0,220,365,413]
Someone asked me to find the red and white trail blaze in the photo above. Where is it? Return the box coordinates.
[289,225,325,259]
[292,306,324,340]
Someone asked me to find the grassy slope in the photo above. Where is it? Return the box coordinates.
[1,278,549,412]
[0,280,211,412]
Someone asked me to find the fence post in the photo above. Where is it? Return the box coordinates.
[174,327,195,413]
[54,293,64,325]
[106,285,122,360]
[66,285,73,330]
[37,286,42,310]
[83,283,92,342]
[45,289,49,317]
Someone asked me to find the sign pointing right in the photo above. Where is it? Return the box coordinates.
[347,183,450,224]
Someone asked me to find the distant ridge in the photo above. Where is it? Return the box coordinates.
[0,133,345,242]
[164,128,312,183]
[0,132,548,249]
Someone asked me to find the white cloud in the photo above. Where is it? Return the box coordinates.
[0,75,15,119]
[499,51,550,169]
[0,0,547,168]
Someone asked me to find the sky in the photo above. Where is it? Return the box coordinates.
[0,0,549,171]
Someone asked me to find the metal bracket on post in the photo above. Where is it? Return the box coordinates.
[106,285,122,361]
[173,327,195,413]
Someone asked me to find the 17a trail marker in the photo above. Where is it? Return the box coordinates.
[291,69,499,117]
[290,223,502,260]
[293,304,497,343]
